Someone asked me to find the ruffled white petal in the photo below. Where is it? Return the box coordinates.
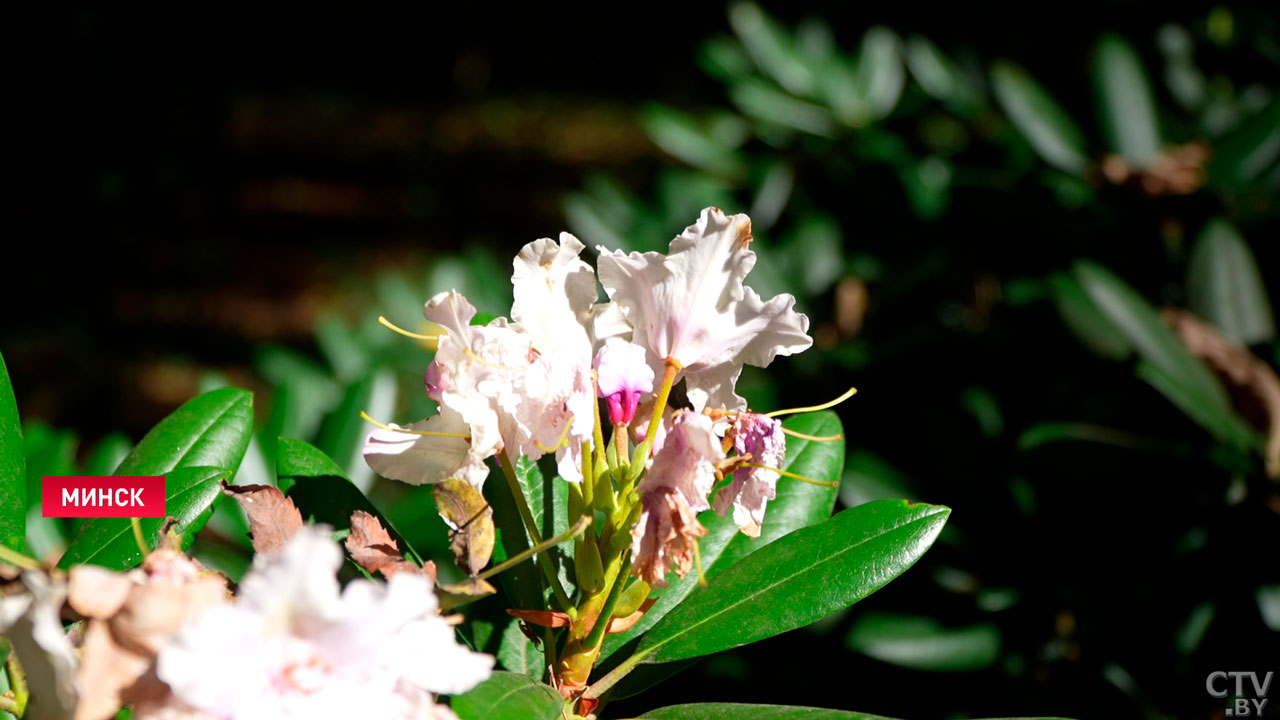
[363,408,489,488]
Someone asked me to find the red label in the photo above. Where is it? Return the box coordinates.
[42,477,167,518]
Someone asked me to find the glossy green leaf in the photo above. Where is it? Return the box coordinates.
[278,438,423,565]
[496,617,541,678]
[639,705,895,719]
[58,467,230,569]
[114,388,254,478]
[846,612,1000,671]
[1073,261,1231,412]
[1093,33,1161,168]
[485,463,545,612]
[709,411,844,578]
[633,499,949,665]
[990,61,1090,175]
[449,671,562,720]
[0,351,26,552]
[1187,219,1275,345]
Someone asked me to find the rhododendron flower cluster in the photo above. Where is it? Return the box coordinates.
[362,207,818,708]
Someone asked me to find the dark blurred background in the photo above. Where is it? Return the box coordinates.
[8,3,1280,719]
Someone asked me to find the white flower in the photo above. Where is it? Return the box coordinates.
[597,207,812,411]
[365,234,619,486]
[157,527,492,720]
[0,571,79,719]
[713,412,785,538]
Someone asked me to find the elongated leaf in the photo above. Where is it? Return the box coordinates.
[634,500,949,664]
[1187,219,1275,345]
[84,433,132,477]
[58,467,230,569]
[856,27,904,121]
[1049,273,1131,361]
[640,707,1073,720]
[278,438,423,565]
[1094,34,1161,168]
[846,612,1000,671]
[990,61,1090,175]
[496,618,541,678]
[1208,97,1280,188]
[449,671,562,720]
[0,351,26,552]
[639,705,895,719]
[114,388,254,477]
[315,369,396,492]
[485,464,545,612]
[1134,360,1259,451]
[709,411,843,578]
[1073,261,1231,412]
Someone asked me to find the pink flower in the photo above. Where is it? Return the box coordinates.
[595,338,655,426]
[714,412,785,538]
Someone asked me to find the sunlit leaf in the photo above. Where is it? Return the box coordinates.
[1187,219,1275,345]
[449,671,562,720]
[0,351,26,553]
[990,61,1090,175]
[1093,33,1161,168]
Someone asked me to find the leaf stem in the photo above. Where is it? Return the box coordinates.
[477,516,590,581]
[498,452,574,610]
[130,517,150,556]
[581,555,632,652]
[0,545,40,571]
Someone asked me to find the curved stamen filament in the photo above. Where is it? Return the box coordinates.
[765,387,858,418]
[742,462,838,488]
[781,428,844,442]
[534,422,573,453]
[377,315,440,342]
[359,411,471,439]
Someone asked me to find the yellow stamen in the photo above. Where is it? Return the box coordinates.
[765,387,858,417]
[359,411,471,439]
[781,428,845,442]
[692,537,708,588]
[743,462,838,488]
[534,422,573,453]
[377,315,440,342]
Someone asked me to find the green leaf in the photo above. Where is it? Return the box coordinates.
[846,612,1000,671]
[84,433,132,477]
[1257,584,1280,632]
[496,618,542,678]
[1073,261,1231,412]
[1187,219,1275,345]
[642,106,748,179]
[1208,97,1280,188]
[904,36,979,113]
[1049,273,1131,361]
[0,351,26,552]
[315,370,397,492]
[709,411,843,578]
[58,467,230,569]
[277,438,423,565]
[449,671,562,720]
[728,2,814,97]
[856,27,904,121]
[114,388,254,477]
[990,61,1090,175]
[1093,34,1161,168]
[633,499,949,665]
[1134,361,1260,452]
[639,705,896,719]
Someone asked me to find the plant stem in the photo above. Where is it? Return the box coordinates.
[627,358,680,484]
[0,546,40,571]
[498,452,574,610]
[581,555,632,651]
[477,516,590,581]
[130,517,150,556]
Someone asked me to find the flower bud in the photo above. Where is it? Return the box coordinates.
[594,339,655,426]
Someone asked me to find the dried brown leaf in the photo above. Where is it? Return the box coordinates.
[432,478,495,575]
[1164,308,1280,477]
[345,510,437,582]
[220,481,303,553]
[437,577,497,612]
[506,608,572,629]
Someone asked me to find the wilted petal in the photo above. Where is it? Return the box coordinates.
[640,410,724,512]
[630,487,708,588]
[714,412,785,537]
